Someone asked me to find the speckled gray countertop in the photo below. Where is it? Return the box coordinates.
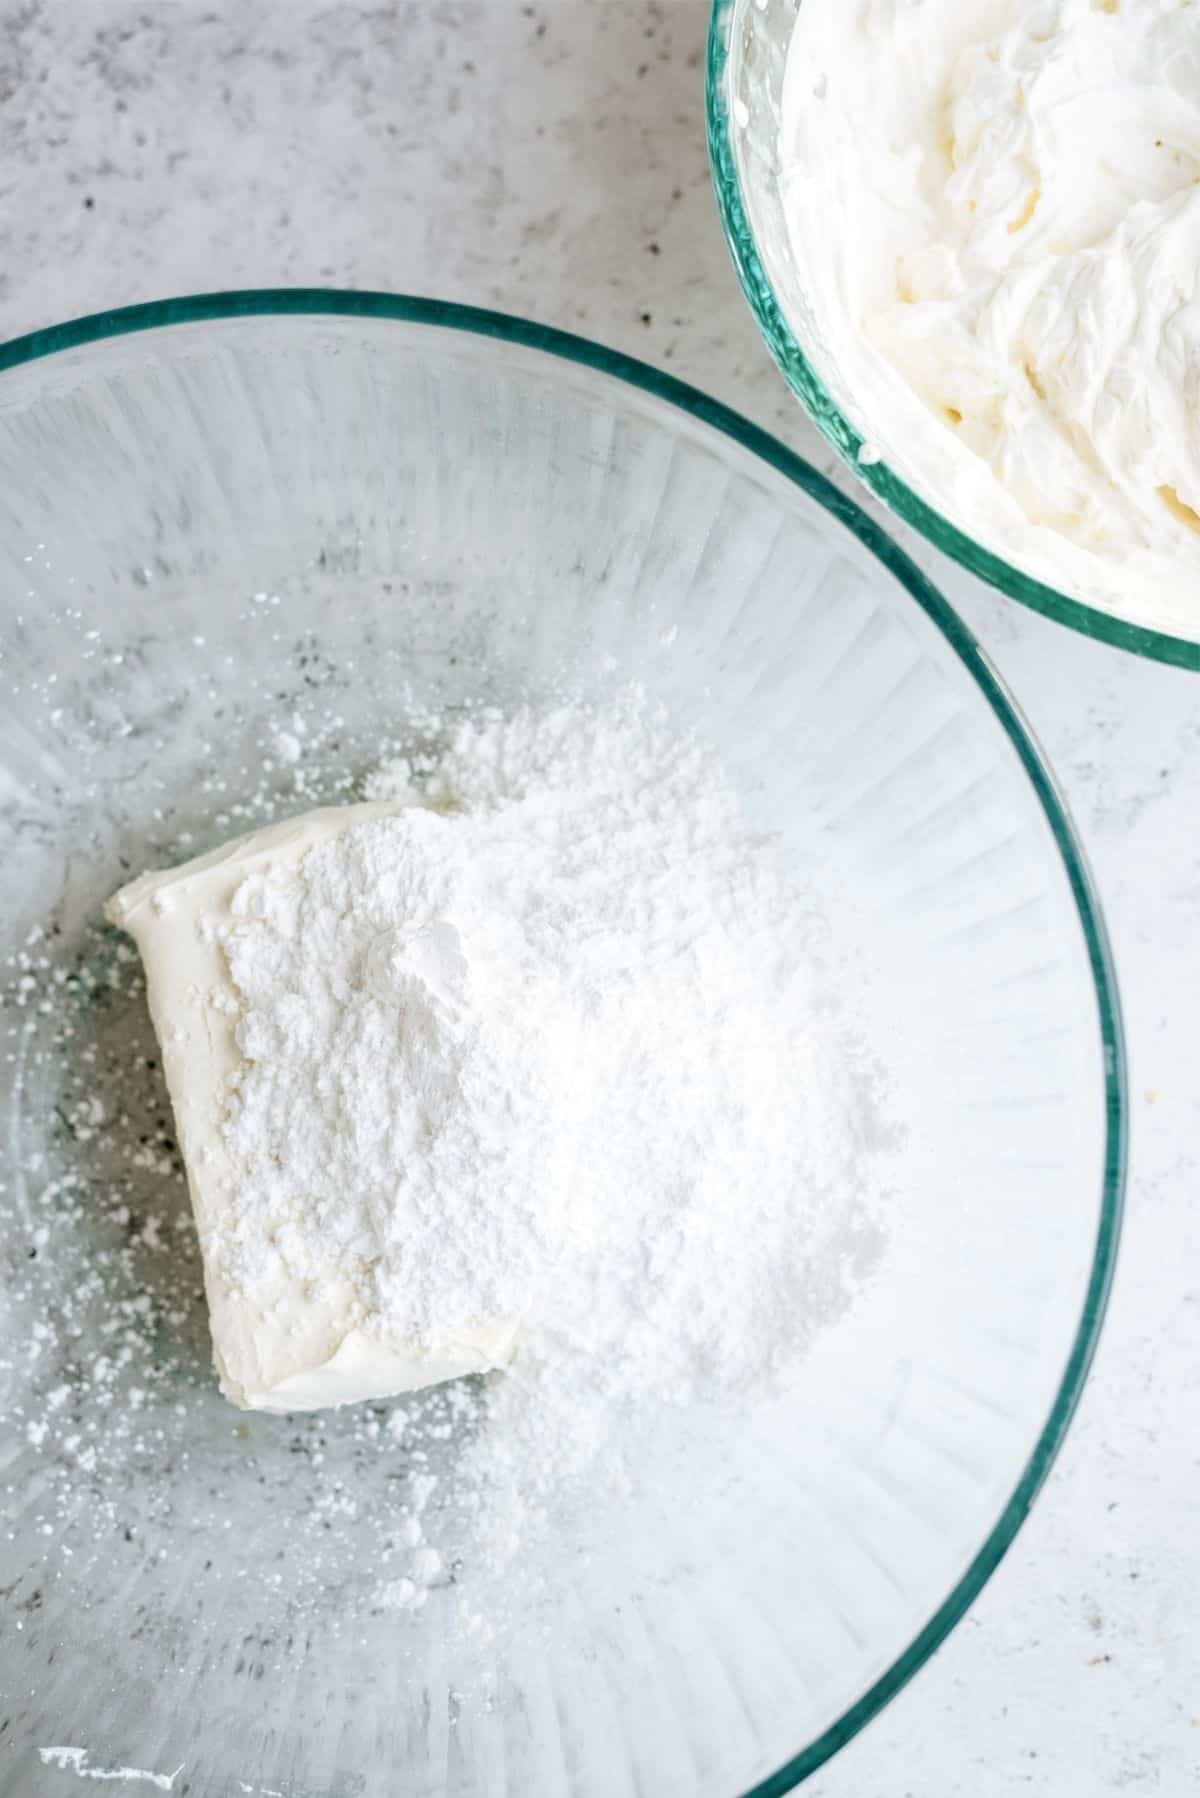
[1,4,1196,1794]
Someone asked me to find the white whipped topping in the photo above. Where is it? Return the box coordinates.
[781,0,1200,628]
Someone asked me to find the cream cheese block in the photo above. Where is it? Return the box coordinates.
[106,805,520,1411]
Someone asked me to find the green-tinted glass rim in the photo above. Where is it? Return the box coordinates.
[0,288,1128,1794]
[705,0,1200,672]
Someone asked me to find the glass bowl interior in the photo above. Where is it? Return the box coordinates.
[0,295,1124,1797]
[706,0,1200,671]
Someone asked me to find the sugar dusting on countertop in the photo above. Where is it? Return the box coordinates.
[38,1745,183,1790]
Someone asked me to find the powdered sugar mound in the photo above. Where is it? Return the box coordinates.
[216,690,886,1391]
[2,680,892,1654]
[401,694,895,1593]
[217,804,587,1342]
[251,686,890,1613]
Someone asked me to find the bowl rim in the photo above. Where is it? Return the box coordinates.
[0,288,1128,1794]
[705,0,1200,673]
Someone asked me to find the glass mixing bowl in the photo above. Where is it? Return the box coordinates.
[706,0,1200,671]
[0,293,1124,1796]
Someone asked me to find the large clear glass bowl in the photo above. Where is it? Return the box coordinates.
[706,0,1200,671]
[0,293,1124,1796]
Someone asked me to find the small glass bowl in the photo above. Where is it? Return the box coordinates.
[706,0,1200,670]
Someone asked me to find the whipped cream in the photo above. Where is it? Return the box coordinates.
[781,0,1200,628]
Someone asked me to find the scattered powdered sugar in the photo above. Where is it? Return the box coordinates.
[2,680,893,1667]
[211,688,893,1607]
[38,1746,183,1790]
[218,814,586,1343]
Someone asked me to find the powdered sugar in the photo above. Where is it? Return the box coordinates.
[214,690,886,1407]
[37,1747,183,1790]
[218,804,585,1342]
[2,680,892,1664]
[181,688,892,1611]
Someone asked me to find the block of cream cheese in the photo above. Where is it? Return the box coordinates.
[106,805,520,1411]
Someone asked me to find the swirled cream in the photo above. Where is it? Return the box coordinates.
[781,0,1200,627]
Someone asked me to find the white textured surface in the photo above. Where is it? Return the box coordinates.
[0,3,1195,1792]
[778,0,1200,631]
